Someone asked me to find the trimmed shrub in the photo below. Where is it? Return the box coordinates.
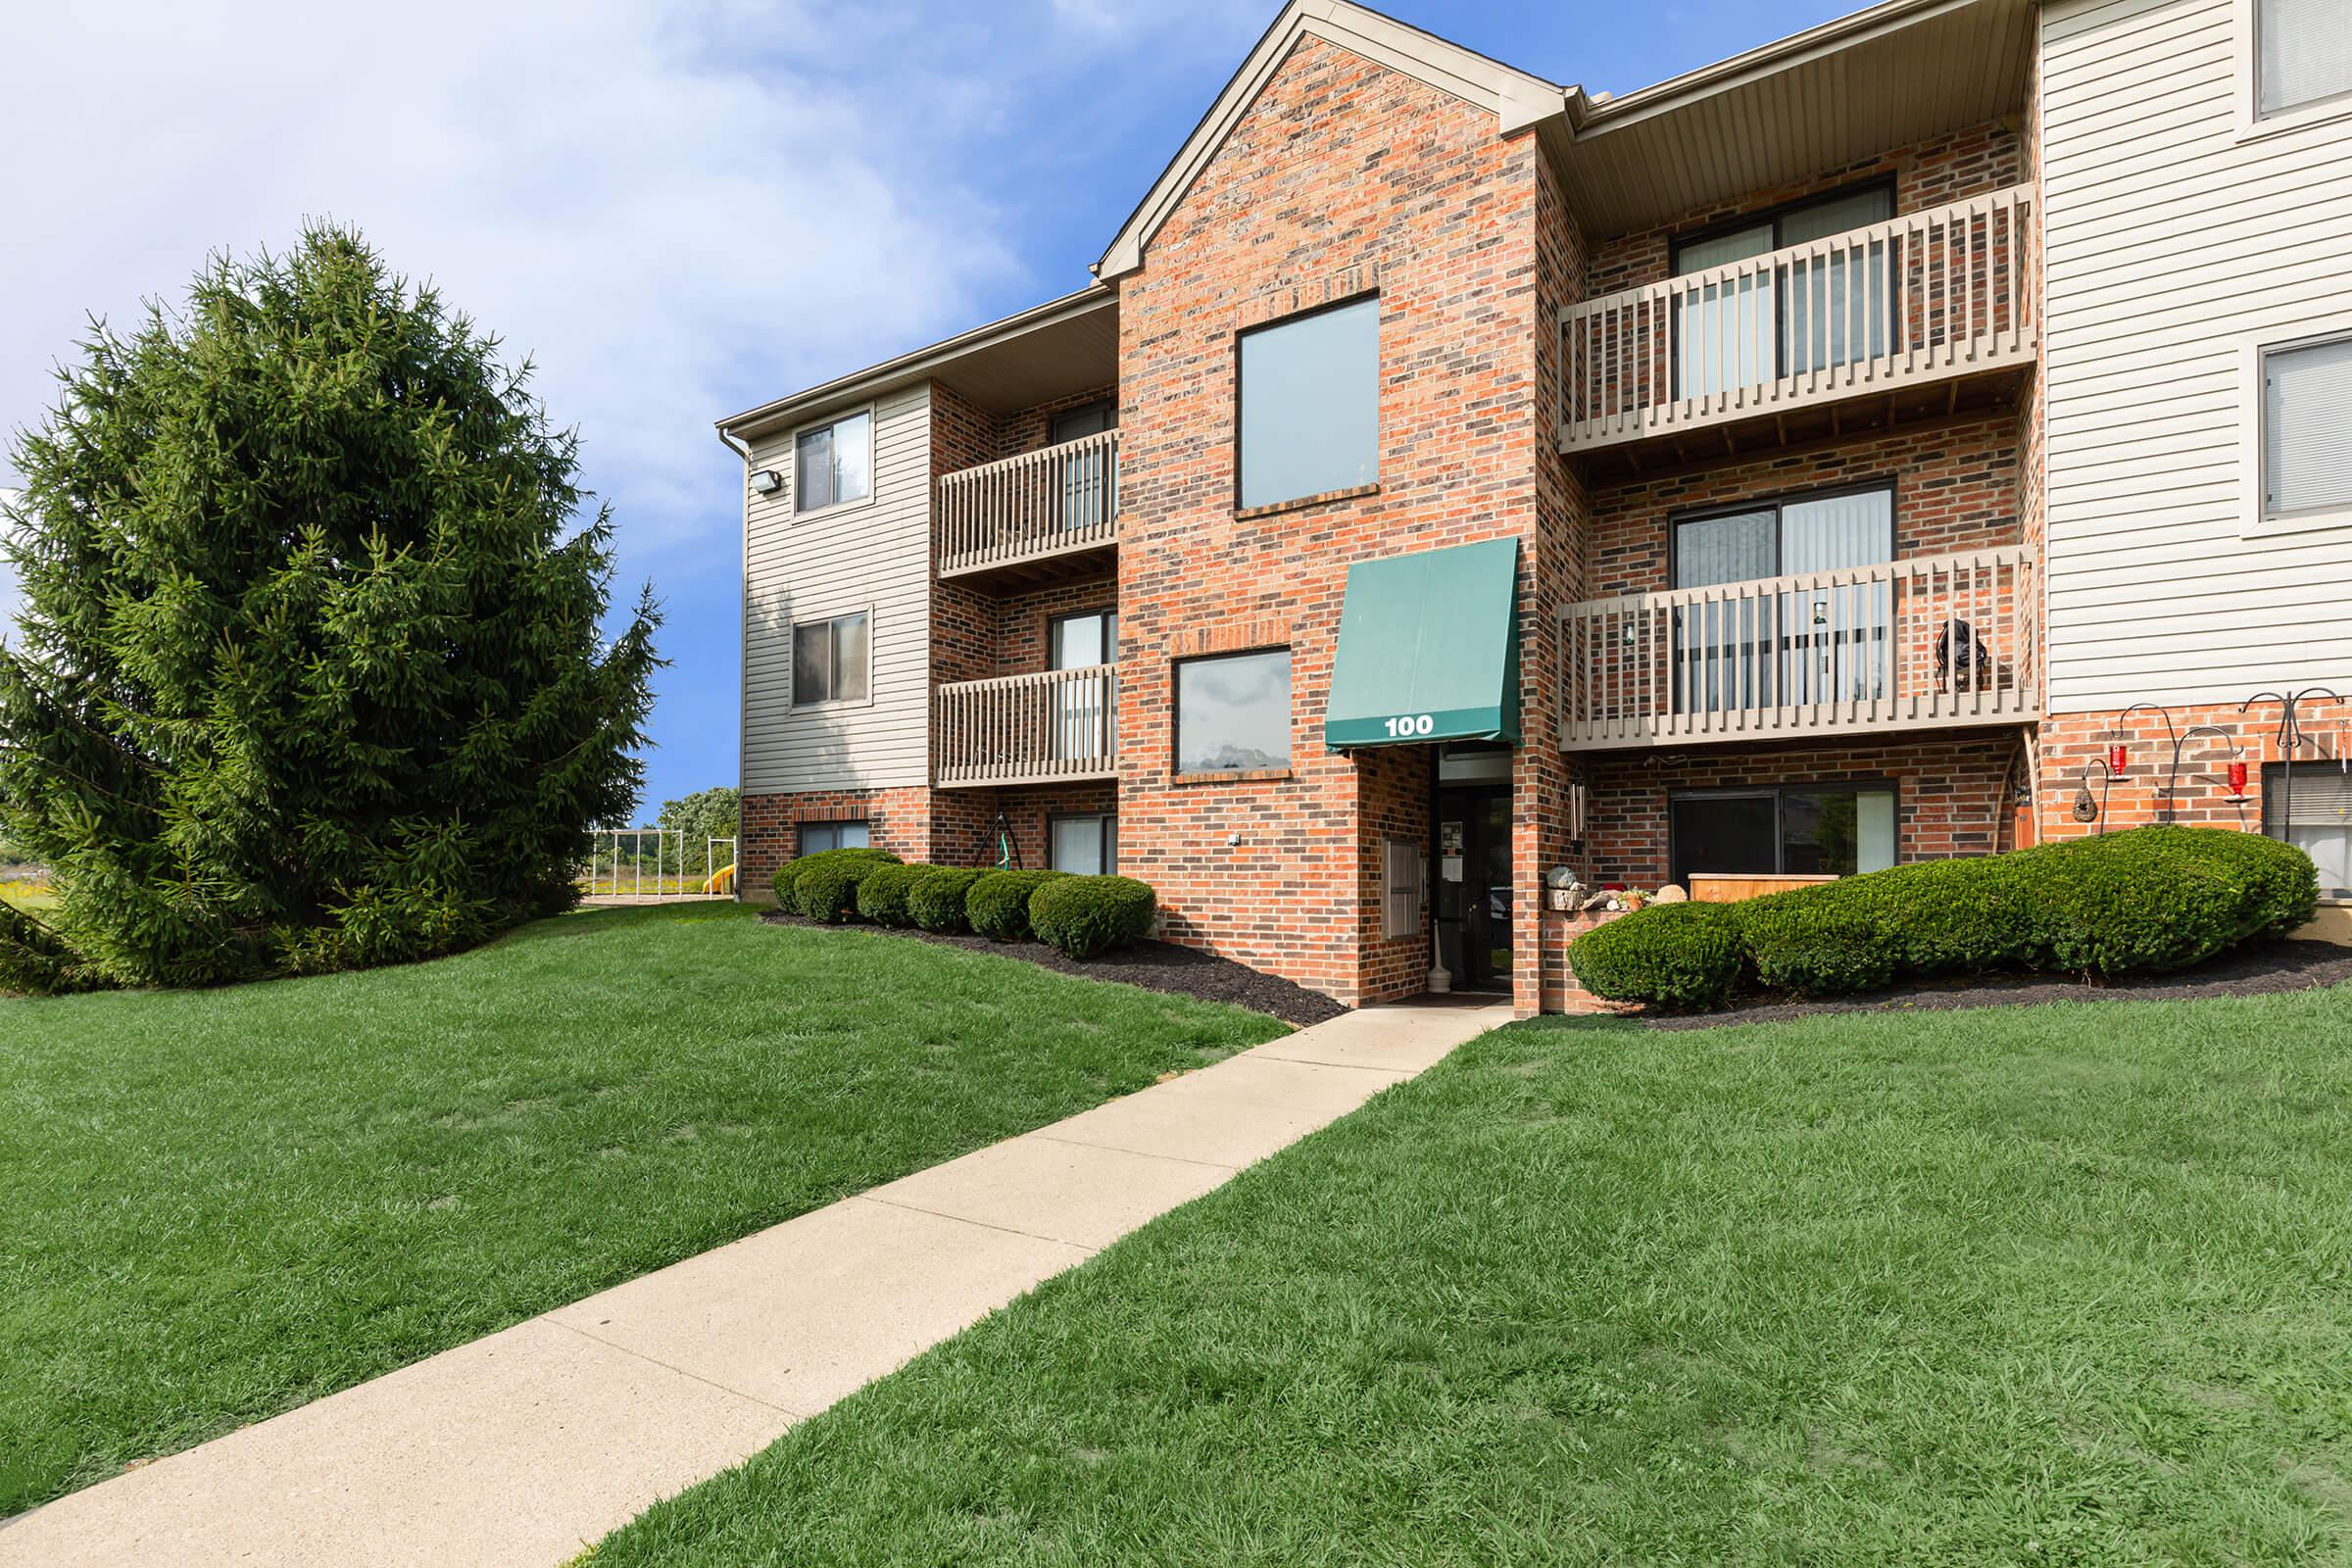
[1566,902,1746,1009]
[966,869,1069,943]
[906,866,988,934]
[1029,875,1157,959]
[766,846,894,921]
[2033,825,2315,976]
[856,862,922,927]
[1570,825,2317,1009]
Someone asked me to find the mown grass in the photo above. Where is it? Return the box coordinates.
[593,988,2352,1567]
[0,904,1283,1515]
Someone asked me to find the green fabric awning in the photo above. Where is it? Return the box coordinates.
[1324,536,1520,750]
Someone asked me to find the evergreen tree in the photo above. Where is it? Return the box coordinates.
[0,224,660,990]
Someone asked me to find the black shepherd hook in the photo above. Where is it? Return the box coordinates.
[2240,686,2344,835]
[2112,702,2176,822]
[984,806,1022,869]
[2072,757,2117,834]
[2171,725,2244,827]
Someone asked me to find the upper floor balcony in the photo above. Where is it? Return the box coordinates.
[933,663,1117,788]
[935,429,1119,588]
[1555,545,2039,752]
[1558,184,2037,467]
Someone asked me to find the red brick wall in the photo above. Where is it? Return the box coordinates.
[1110,34,1548,1007]
[1587,412,2025,598]
[1578,730,2028,888]
[985,576,1117,679]
[1587,119,2028,295]
[2036,703,2352,842]
[996,382,1118,460]
[742,787,934,901]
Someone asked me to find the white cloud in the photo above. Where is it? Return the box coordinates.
[0,0,1059,574]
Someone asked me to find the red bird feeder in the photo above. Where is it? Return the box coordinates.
[2109,743,2128,772]
[2229,760,2249,793]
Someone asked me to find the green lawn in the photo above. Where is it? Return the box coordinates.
[593,989,2352,1567]
[0,905,1283,1515]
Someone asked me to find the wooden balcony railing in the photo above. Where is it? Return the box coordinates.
[935,429,1119,579]
[1556,546,2039,750]
[1559,183,2036,451]
[933,664,1118,787]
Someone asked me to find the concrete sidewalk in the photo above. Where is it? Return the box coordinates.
[0,998,1509,1568]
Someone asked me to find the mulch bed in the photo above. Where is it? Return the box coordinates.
[759,911,1346,1029]
[1644,938,2352,1031]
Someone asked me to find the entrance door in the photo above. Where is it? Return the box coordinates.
[1435,785,1512,992]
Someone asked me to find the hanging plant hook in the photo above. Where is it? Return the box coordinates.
[2240,686,2344,838]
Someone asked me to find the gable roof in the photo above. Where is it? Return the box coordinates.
[1093,0,1567,280]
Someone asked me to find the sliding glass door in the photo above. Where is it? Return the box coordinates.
[1672,485,1894,716]
[1673,184,1894,399]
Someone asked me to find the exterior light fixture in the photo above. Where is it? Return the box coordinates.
[750,468,784,495]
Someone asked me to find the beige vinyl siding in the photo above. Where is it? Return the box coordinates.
[742,385,931,792]
[2041,0,2352,707]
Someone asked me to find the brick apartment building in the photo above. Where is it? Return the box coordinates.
[720,0,2352,1016]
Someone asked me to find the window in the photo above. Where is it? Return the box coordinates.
[1669,784,1897,886]
[2264,763,2352,899]
[794,410,872,514]
[1049,610,1116,669]
[1051,402,1118,532]
[1673,183,1893,397]
[1050,813,1118,875]
[2259,334,2352,525]
[1672,485,1897,713]
[1237,297,1379,510]
[1049,611,1116,761]
[1383,836,1424,940]
[1175,648,1292,775]
[791,611,870,707]
[800,820,869,855]
[2258,0,2352,118]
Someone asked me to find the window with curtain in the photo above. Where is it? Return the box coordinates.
[1670,785,1897,886]
[2264,762,2352,899]
[2260,0,2352,117]
[1238,298,1379,510]
[1673,184,1893,399]
[1671,485,1895,714]
[2263,334,2352,522]
[799,820,870,855]
[1049,611,1116,760]
[794,410,872,514]
[1052,402,1118,532]
[791,610,870,707]
[1050,814,1118,875]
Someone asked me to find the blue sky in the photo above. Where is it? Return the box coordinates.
[1,0,1852,818]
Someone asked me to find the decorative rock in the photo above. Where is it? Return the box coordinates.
[1653,884,1690,904]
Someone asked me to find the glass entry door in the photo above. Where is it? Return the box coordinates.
[1435,786,1512,992]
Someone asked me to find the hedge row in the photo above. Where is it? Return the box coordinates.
[767,852,1157,959]
[1568,825,2319,1011]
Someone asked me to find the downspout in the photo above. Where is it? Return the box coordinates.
[720,425,752,902]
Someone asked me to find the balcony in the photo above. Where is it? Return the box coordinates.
[1559,185,2036,466]
[1555,546,2039,752]
[933,664,1118,788]
[935,430,1119,588]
